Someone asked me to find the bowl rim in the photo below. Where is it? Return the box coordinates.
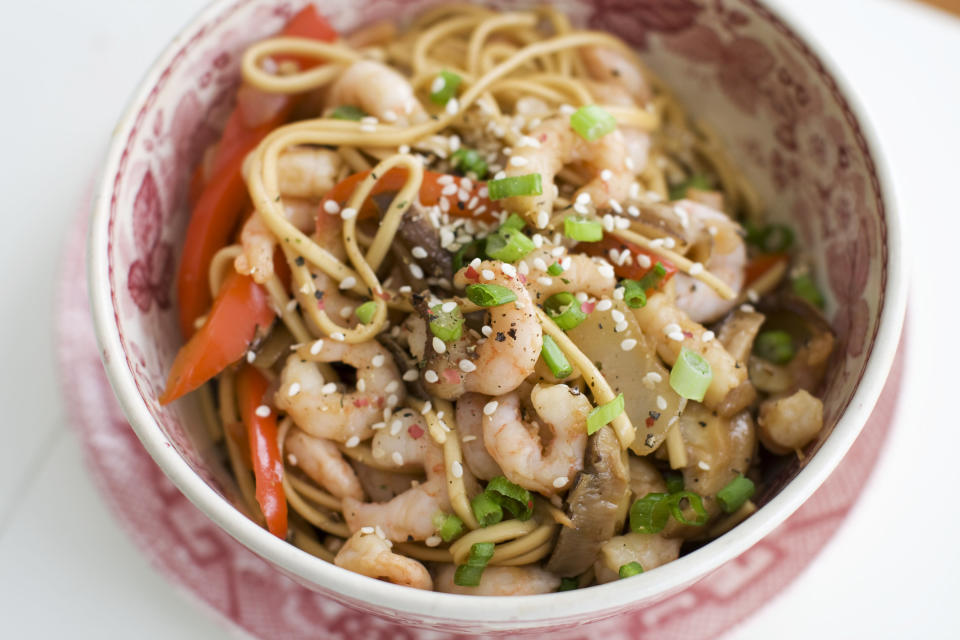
[88,0,907,627]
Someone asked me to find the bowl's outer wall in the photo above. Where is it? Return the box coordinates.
[88,0,903,631]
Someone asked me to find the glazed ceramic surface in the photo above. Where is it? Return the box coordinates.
[88,0,905,632]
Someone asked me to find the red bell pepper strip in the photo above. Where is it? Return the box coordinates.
[160,271,275,405]
[579,233,678,286]
[273,5,338,68]
[744,252,788,287]
[236,365,288,539]
[176,6,339,337]
[319,169,497,224]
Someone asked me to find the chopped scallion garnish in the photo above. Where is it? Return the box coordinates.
[500,213,527,231]
[629,492,672,534]
[330,105,367,121]
[746,222,795,253]
[547,262,564,276]
[717,475,756,513]
[564,216,603,242]
[619,561,644,578]
[450,147,488,179]
[586,393,624,435]
[792,273,825,309]
[429,304,464,342]
[558,577,580,591]
[753,330,794,364]
[465,283,517,307]
[488,174,543,200]
[470,492,503,527]
[543,292,588,330]
[429,70,462,105]
[485,228,535,262]
[668,174,711,200]
[453,542,495,587]
[540,334,573,379]
[620,279,648,308]
[569,104,617,141]
[437,513,465,542]
[354,300,377,324]
[484,476,534,520]
[452,239,484,273]
[637,262,667,291]
[667,490,709,526]
[663,471,684,494]
[669,347,713,401]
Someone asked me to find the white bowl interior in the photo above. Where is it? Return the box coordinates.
[88,0,904,632]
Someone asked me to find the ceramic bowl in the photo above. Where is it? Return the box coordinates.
[88,0,906,632]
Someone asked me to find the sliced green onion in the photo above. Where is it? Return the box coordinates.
[485,228,535,262]
[453,542,495,586]
[717,475,756,514]
[563,216,603,242]
[450,147,488,179]
[429,304,464,342]
[667,490,709,526]
[429,69,462,105]
[485,476,534,520]
[620,279,648,309]
[437,513,465,542]
[619,562,644,578]
[470,492,503,527]
[629,493,672,534]
[541,334,573,379]
[354,301,377,324]
[488,174,543,200]
[500,213,527,231]
[330,105,367,121]
[569,104,617,141]
[669,347,713,401]
[668,174,711,200]
[638,262,668,291]
[792,273,825,309]
[547,262,564,276]
[746,222,795,253]
[753,330,794,364]
[465,283,517,307]
[543,292,588,330]
[663,471,684,494]
[452,239,485,273]
[586,393,624,435]
[558,577,580,591]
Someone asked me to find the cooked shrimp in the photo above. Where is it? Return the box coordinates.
[455,393,503,480]
[632,291,746,409]
[342,434,450,542]
[408,261,541,399]
[285,428,364,501]
[521,246,616,302]
[326,60,427,125]
[483,383,591,495]
[593,533,681,584]
[502,117,632,222]
[758,389,823,454]
[276,147,342,199]
[334,531,433,590]
[581,46,652,105]
[434,564,560,595]
[672,200,746,323]
[370,408,432,468]
[236,195,323,284]
[275,340,405,443]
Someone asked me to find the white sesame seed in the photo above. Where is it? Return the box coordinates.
[425,535,442,547]
[698,460,712,471]
[532,257,547,272]
[636,254,652,269]
[615,320,629,332]
[537,276,553,286]
[481,269,495,280]
[531,234,544,248]
[574,202,590,215]
[459,359,477,372]
[399,144,411,154]
[690,262,704,275]
[483,400,499,415]
[740,304,756,313]
[339,305,353,319]
[287,382,301,397]
[550,246,565,257]
[470,257,482,268]
[597,264,615,279]
[246,350,256,363]
[431,75,446,93]
[341,207,358,220]
[411,246,428,259]
[481,325,493,337]
[668,331,685,341]
[597,299,613,312]
[424,369,439,383]
[553,476,568,488]
[643,371,663,385]
[452,460,464,478]
[385,381,399,394]
[386,394,399,407]
[392,452,404,466]
[625,156,636,171]
[372,354,385,368]
[339,276,357,290]
[509,156,529,167]
[331,332,346,341]
[310,339,324,355]
[613,287,625,300]
[611,309,625,323]
[399,285,412,294]
[575,292,589,302]
[747,289,759,303]
[321,382,338,395]
[702,330,715,343]
[445,98,460,115]
[656,395,668,410]
[600,169,613,182]
[323,199,340,214]
[620,338,638,351]
[409,263,424,279]
[664,323,681,335]
[356,378,366,392]
[501,263,517,277]
[403,369,418,381]
[615,216,630,230]
[433,337,447,353]
[360,526,375,534]
[254,405,271,418]
[441,301,457,313]
[559,104,576,115]
[664,237,676,249]
[627,205,640,217]
[287,453,298,465]
[420,401,432,416]
[517,261,530,275]
[371,421,386,431]
[345,435,360,448]
[441,183,458,196]
[535,209,549,228]
[610,199,623,213]
[388,419,402,436]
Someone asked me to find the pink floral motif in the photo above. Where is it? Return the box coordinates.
[127,170,174,312]
[588,0,702,49]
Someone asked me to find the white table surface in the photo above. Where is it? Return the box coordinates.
[0,0,954,637]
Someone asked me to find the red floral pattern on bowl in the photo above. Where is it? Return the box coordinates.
[87,0,904,633]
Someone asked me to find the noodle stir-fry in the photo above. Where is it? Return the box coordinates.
[160,4,836,594]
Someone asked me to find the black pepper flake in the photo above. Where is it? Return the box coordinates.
[314,291,324,300]
[507,328,517,340]
[698,421,707,428]
[295,256,305,266]
[495,332,506,342]
[457,201,465,210]
[648,410,661,421]
[644,433,656,448]
[371,172,379,179]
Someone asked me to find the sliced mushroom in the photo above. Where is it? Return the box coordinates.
[545,426,630,577]
[758,388,824,454]
[378,331,429,400]
[714,309,765,416]
[395,200,453,281]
